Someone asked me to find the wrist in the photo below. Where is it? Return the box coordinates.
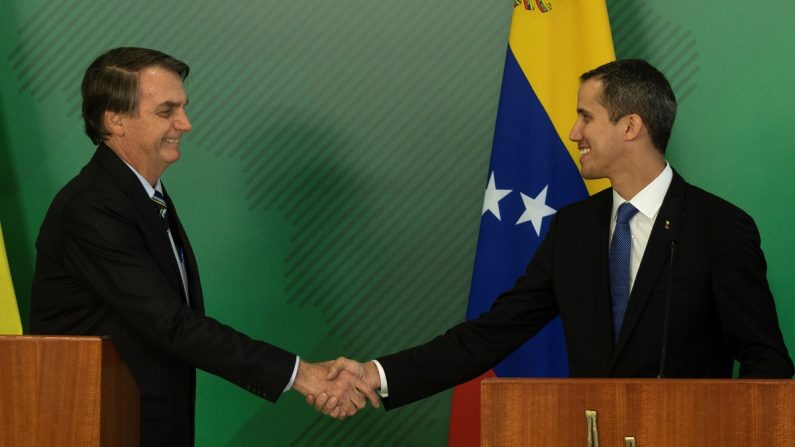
[365,360,381,389]
[292,359,313,395]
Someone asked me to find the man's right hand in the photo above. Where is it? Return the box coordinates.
[306,357,381,417]
[292,359,379,420]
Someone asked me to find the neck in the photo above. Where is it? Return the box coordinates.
[610,156,666,200]
[104,140,164,186]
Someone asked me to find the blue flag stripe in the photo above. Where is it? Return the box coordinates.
[464,47,588,377]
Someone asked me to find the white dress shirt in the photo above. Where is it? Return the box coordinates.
[609,163,673,293]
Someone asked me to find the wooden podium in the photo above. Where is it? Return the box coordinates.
[481,378,794,446]
[0,336,140,447]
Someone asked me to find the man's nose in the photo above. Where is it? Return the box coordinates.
[568,122,581,142]
[175,109,192,132]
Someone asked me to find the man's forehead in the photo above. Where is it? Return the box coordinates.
[577,79,604,104]
[579,78,603,95]
[138,67,187,103]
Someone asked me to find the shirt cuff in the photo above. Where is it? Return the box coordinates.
[283,355,300,393]
[372,359,389,398]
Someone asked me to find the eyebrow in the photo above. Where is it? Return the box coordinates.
[157,100,189,109]
[577,107,591,116]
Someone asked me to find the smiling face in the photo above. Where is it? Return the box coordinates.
[568,78,629,181]
[109,66,192,183]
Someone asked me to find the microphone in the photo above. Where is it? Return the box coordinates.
[658,196,683,378]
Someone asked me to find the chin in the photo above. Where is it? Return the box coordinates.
[161,149,181,164]
[580,162,605,180]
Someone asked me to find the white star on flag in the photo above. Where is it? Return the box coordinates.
[516,185,556,236]
[481,171,512,221]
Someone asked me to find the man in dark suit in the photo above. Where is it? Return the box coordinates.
[310,59,793,413]
[30,47,376,446]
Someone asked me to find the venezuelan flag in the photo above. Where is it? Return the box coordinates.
[0,222,22,334]
[448,2,614,444]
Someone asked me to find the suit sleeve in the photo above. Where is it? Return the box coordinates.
[712,210,794,378]
[59,189,297,401]
[377,215,563,409]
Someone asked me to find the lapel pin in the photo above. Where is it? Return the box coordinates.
[664,220,670,230]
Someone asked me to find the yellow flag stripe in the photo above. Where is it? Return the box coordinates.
[509,2,615,195]
[0,222,23,334]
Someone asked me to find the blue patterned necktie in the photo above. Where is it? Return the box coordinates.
[151,191,168,228]
[610,202,639,343]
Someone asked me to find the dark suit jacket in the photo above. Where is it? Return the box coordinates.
[378,171,793,409]
[31,144,296,446]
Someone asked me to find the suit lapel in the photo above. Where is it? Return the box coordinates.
[92,145,187,300]
[162,187,204,312]
[612,172,687,359]
[586,189,616,357]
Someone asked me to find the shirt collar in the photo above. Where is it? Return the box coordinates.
[611,162,673,221]
[122,161,163,198]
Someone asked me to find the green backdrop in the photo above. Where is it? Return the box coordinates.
[1,1,792,445]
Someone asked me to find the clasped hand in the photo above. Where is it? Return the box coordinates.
[293,357,380,420]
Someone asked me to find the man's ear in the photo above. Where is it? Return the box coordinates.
[623,113,643,141]
[104,111,125,137]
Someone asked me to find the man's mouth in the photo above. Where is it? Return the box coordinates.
[163,137,180,144]
[579,147,591,157]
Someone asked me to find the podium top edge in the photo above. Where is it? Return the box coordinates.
[0,335,109,342]
[481,377,794,384]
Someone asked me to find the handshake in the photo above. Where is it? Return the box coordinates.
[292,357,381,419]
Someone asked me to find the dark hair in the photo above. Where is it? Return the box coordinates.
[580,59,676,153]
[81,47,190,144]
